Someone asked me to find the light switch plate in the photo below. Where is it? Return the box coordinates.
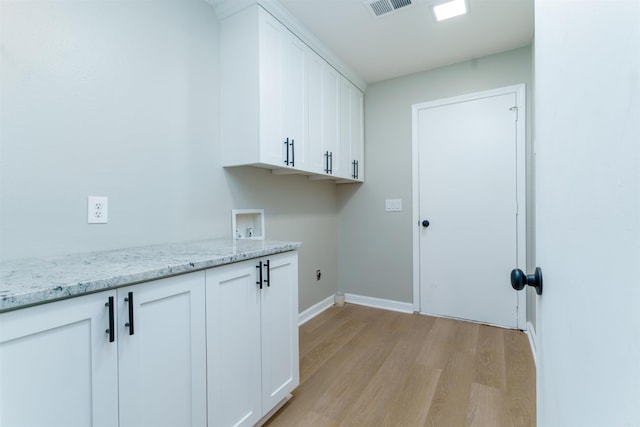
[385,199,402,212]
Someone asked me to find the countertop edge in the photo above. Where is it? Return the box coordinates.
[0,240,301,313]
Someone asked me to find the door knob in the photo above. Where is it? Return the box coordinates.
[510,267,543,295]
[421,220,430,228]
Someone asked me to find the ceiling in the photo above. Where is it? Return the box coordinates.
[277,0,534,84]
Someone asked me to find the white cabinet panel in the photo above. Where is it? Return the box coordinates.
[260,252,299,409]
[0,292,119,427]
[307,50,340,177]
[340,78,364,181]
[118,272,206,427]
[206,262,262,427]
[206,251,299,427]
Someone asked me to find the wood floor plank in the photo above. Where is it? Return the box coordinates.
[466,382,508,427]
[267,308,398,425]
[504,329,536,427]
[473,325,507,390]
[337,314,436,426]
[299,306,360,359]
[266,304,536,427]
[425,351,476,427]
[299,318,367,383]
[381,363,442,427]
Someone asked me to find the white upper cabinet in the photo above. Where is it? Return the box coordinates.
[221,5,306,171]
[306,49,340,176]
[339,77,364,182]
[220,3,363,183]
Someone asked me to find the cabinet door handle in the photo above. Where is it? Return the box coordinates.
[284,138,290,166]
[324,151,329,173]
[264,260,270,287]
[329,152,333,174]
[256,261,263,289]
[290,139,295,167]
[124,292,134,335]
[352,160,356,179]
[105,296,115,343]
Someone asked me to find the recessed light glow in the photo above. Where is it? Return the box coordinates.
[433,0,468,21]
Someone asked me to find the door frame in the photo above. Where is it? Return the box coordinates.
[411,84,527,329]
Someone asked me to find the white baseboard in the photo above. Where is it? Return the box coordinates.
[345,293,414,314]
[298,294,335,326]
[526,320,537,367]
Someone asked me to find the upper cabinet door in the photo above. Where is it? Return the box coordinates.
[306,50,340,175]
[258,10,287,166]
[339,78,365,181]
[280,32,307,171]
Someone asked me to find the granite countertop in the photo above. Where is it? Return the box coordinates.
[0,239,301,313]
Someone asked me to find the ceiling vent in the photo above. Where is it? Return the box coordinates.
[366,0,414,18]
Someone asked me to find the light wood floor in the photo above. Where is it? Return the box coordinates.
[266,304,535,427]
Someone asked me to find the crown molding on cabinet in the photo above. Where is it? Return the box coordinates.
[208,0,368,92]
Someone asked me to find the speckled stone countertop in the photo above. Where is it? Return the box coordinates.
[0,239,301,313]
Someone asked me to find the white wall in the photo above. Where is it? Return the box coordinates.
[0,0,338,312]
[337,47,533,306]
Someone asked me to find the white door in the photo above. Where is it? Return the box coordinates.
[118,272,206,427]
[414,86,526,328]
[535,1,640,425]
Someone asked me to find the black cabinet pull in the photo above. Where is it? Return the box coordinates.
[264,260,270,287]
[256,261,263,289]
[124,292,134,335]
[290,139,295,167]
[329,152,333,174]
[105,297,115,343]
[352,160,357,179]
[324,151,329,173]
[284,138,290,166]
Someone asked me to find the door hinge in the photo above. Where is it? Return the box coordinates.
[509,106,518,121]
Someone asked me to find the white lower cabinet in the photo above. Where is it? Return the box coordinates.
[206,251,299,427]
[117,272,207,427]
[0,291,119,427]
[0,251,298,427]
[0,271,206,427]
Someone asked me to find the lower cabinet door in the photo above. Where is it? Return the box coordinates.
[0,291,119,427]
[206,261,262,427]
[118,271,207,427]
[260,252,300,410]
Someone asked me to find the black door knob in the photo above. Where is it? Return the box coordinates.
[421,220,430,228]
[511,267,543,295]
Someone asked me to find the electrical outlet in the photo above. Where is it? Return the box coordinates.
[88,196,108,224]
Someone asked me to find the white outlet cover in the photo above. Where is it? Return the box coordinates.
[385,199,402,212]
[88,196,108,224]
